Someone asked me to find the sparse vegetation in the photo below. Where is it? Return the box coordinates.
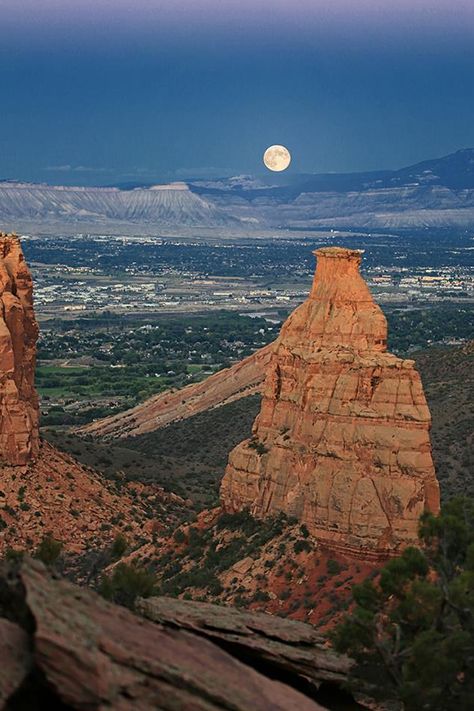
[327,559,342,576]
[333,497,474,710]
[110,534,128,560]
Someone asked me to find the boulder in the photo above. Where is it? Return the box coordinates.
[0,559,332,710]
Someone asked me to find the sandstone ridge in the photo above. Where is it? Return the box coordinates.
[79,342,272,439]
[221,247,440,559]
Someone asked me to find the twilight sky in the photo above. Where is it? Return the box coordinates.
[1,0,474,185]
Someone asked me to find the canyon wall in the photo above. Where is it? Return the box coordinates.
[221,247,440,558]
[0,233,39,465]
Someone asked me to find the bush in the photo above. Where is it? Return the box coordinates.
[253,590,270,602]
[34,535,62,567]
[5,548,24,562]
[173,529,186,544]
[248,439,268,455]
[216,509,255,532]
[327,559,342,575]
[110,534,128,560]
[294,539,312,554]
[99,563,156,609]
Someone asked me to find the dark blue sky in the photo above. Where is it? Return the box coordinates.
[1,1,473,185]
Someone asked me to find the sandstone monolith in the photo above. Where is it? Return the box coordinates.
[221,247,440,558]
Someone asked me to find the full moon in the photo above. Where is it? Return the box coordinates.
[263,144,291,172]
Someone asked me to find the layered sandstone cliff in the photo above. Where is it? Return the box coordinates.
[221,247,440,558]
[0,234,39,465]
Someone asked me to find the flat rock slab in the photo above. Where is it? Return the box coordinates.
[138,595,351,689]
[0,559,328,710]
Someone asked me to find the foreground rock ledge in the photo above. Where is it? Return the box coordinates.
[0,559,365,710]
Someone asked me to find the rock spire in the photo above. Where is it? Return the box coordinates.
[221,247,440,558]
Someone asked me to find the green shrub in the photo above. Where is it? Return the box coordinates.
[173,529,186,544]
[253,590,270,602]
[294,539,312,554]
[5,548,24,562]
[110,534,128,560]
[327,559,342,575]
[300,524,310,538]
[99,563,156,609]
[34,535,63,567]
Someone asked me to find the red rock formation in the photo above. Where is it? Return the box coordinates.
[0,234,186,554]
[79,342,272,439]
[221,247,440,559]
[0,234,39,465]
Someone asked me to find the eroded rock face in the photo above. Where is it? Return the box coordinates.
[0,234,39,465]
[221,247,440,558]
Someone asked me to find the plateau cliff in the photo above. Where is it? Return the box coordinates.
[221,247,440,558]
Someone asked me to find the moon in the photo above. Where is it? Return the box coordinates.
[263,144,291,172]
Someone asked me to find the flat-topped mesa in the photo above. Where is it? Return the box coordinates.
[0,233,39,465]
[221,247,440,560]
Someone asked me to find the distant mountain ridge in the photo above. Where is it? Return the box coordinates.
[1,148,474,231]
[0,180,240,228]
[191,148,474,197]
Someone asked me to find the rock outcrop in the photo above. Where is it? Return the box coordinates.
[0,234,186,555]
[0,234,39,465]
[79,342,272,439]
[221,247,440,558]
[0,559,333,710]
[138,595,353,695]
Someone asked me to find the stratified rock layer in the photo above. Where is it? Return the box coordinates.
[0,234,39,465]
[221,247,440,558]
